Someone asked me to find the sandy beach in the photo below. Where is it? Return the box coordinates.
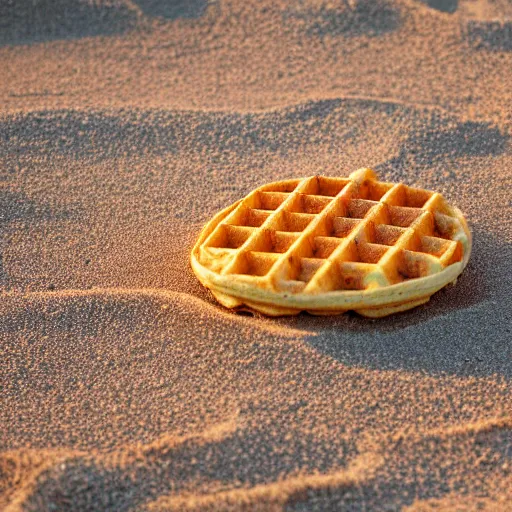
[1,0,511,510]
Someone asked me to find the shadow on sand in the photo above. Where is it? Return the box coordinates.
[467,21,512,52]
[377,119,510,180]
[421,0,458,14]
[0,0,138,46]
[285,0,401,39]
[134,0,207,20]
[0,0,207,46]
[264,228,511,378]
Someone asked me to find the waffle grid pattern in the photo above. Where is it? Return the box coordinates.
[199,169,466,296]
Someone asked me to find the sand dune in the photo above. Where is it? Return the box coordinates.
[2,416,510,510]
[1,0,511,119]
[2,289,511,509]
[1,0,511,509]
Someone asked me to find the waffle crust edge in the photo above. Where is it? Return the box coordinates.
[190,169,472,318]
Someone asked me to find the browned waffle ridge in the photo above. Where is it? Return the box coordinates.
[191,168,471,317]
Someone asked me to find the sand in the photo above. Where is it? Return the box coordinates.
[1,0,511,510]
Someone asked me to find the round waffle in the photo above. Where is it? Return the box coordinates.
[191,169,471,317]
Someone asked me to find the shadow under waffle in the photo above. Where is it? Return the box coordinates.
[274,229,511,378]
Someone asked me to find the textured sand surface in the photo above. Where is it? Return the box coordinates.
[1,0,511,510]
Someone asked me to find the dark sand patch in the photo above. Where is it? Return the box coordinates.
[378,119,509,178]
[421,0,458,14]
[134,0,208,20]
[0,0,139,46]
[467,21,512,52]
[285,0,401,38]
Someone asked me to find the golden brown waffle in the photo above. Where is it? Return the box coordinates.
[191,168,471,317]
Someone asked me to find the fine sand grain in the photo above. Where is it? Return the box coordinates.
[1,0,511,510]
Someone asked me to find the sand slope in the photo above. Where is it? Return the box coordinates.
[1,0,511,510]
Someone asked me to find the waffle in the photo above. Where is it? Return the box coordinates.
[191,168,471,317]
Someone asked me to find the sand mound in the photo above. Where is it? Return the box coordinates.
[2,417,510,510]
